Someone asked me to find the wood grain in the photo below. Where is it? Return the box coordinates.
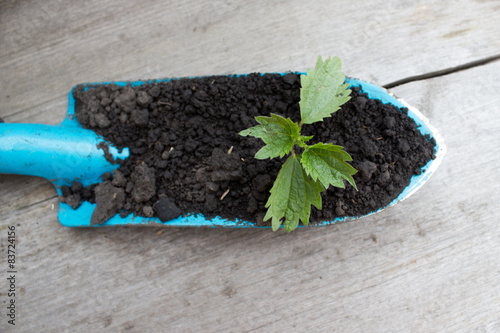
[1,0,499,124]
[1,1,499,332]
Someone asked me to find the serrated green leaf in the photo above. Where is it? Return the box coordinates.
[301,142,357,190]
[299,56,351,125]
[239,113,300,159]
[264,155,324,232]
[303,165,323,211]
[293,165,324,230]
[296,134,314,147]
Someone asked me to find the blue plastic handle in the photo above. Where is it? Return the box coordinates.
[0,123,128,188]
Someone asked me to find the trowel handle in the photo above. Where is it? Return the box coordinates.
[0,123,128,187]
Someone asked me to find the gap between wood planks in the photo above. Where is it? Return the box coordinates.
[383,53,500,89]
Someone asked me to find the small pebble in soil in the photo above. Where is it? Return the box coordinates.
[357,160,378,181]
[130,163,156,203]
[131,109,149,126]
[91,181,125,225]
[65,194,81,210]
[94,113,111,129]
[71,181,83,194]
[111,170,127,187]
[143,205,154,218]
[153,198,181,222]
[382,116,396,129]
[101,172,112,181]
[61,185,71,197]
[114,86,136,113]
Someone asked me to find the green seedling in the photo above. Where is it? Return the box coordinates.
[239,56,357,232]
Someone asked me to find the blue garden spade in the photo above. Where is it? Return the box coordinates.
[0,75,445,228]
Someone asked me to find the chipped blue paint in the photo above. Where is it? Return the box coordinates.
[0,73,445,228]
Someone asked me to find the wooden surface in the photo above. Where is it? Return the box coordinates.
[1,1,499,332]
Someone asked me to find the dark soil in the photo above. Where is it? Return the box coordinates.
[63,73,435,226]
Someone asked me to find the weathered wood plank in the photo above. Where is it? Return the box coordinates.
[0,176,56,214]
[1,0,499,124]
[1,0,500,332]
[2,61,499,332]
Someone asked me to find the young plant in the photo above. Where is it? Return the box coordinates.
[239,56,357,232]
